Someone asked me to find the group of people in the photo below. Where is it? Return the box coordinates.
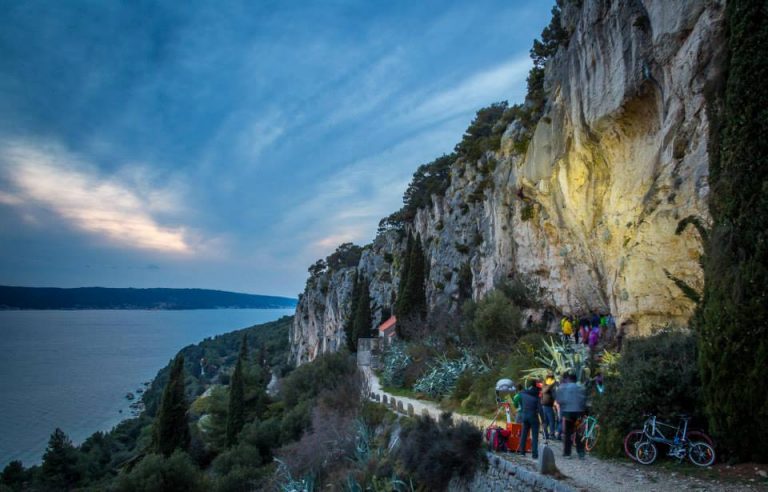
[560,313,625,352]
[512,372,589,460]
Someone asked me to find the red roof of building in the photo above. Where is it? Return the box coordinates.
[378,315,397,336]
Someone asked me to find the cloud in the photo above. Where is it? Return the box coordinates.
[239,121,285,160]
[0,141,194,254]
[276,115,467,265]
[400,56,531,126]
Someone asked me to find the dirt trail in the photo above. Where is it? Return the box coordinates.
[363,368,762,492]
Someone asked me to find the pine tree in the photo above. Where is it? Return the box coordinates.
[153,354,190,456]
[696,0,768,462]
[41,428,79,489]
[226,335,247,446]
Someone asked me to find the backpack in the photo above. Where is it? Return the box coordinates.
[486,426,510,452]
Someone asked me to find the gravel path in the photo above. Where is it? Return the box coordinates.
[363,368,763,492]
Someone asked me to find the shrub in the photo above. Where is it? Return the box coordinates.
[520,202,535,221]
[455,102,509,162]
[325,243,363,271]
[276,402,356,485]
[499,277,539,309]
[279,352,357,408]
[396,413,486,491]
[592,331,702,458]
[469,291,523,348]
[211,442,262,477]
[116,451,206,492]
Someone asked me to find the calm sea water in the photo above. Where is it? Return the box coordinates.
[0,309,293,467]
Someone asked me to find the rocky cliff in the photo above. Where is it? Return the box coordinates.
[291,0,726,365]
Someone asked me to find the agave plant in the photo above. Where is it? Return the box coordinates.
[380,341,412,387]
[598,349,621,377]
[275,459,316,492]
[413,349,489,398]
[522,337,591,383]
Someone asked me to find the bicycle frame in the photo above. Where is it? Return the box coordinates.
[642,416,688,446]
[641,415,693,459]
[578,416,596,438]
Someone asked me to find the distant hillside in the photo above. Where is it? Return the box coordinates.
[0,286,297,310]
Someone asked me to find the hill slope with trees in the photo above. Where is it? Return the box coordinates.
[0,286,297,310]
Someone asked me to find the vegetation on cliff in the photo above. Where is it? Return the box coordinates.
[697,0,768,462]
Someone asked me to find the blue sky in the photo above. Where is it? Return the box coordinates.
[0,0,553,297]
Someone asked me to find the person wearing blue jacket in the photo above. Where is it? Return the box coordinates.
[556,373,587,458]
[517,380,542,459]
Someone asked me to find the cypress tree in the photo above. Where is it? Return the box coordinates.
[226,335,248,446]
[395,232,414,316]
[345,271,361,352]
[41,428,79,489]
[697,0,768,461]
[153,354,190,456]
[407,233,427,316]
[353,278,373,341]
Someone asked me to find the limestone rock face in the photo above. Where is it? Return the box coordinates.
[290,0,726,365]
[290,231,403,365]
[505,0,724,333]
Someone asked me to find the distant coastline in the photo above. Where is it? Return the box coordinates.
[0,286,297,310]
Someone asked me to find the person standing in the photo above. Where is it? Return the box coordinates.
[556,373,587,458]
[580,323,589,345]
[512,383,524,423]
[541,373,557,440]
[518,380,542,459]
[616,321,627,353]
[562,317,574,344]
[588,324,600,353]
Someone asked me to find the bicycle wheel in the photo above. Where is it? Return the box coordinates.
[688,442,716,467]
[585,423,599,452]
[687,430,715,448]
[635,441,657,465]
[623,430,644,461]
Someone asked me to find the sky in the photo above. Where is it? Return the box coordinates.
[0,0,554,298]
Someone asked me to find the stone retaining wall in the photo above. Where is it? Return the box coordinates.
[368,392,576,492]
[449,454,577,492]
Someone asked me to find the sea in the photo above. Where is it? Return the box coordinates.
[0,308,294,467]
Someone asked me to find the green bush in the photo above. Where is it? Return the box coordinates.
[396,413,486,491]
[211,442,262,477]
[279,352,357,408]
[593,331,702,458]
[469,291,523,348]
[212,465,269,492]
[454,102,509,161]
[116,451,206,492]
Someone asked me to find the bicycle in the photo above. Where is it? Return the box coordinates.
[575,414,599,452]
[624,424,714,461]
[630,415,715,467]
